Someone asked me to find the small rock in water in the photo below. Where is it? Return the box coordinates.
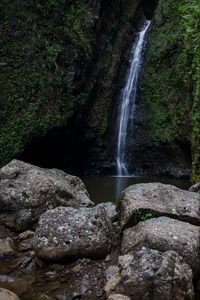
[0,288,20,300]
[0,238,16,259]
[0,275,28,296]
[108,295,130,300]
[18,230,34,241]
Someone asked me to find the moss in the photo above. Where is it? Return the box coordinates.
[142,0,200,180]
[0,0,96,166]
[1,0,143,168]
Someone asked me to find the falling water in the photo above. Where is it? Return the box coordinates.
[116,20,151,176]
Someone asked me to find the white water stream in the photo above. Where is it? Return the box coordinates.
[116,20,151,176]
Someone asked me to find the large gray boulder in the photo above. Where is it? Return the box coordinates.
[33,206,116,260]
[105,248,194,300]
[0,160,93,231]
[122,217,200,274]
[119,183,200,228]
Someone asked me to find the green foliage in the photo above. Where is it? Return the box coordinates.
[182,1,200,181]
[132,208,152,222]
[142,0,200,180]
[0,0,96,166]
[114,223,123,235]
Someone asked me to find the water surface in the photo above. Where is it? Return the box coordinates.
[82,176,191,204]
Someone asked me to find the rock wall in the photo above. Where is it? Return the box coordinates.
[140,0,200,180]
[0,0,149,174]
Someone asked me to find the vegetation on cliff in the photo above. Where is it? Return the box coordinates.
[0,0,96,166]
[0,0,144,170]
[142,0,200,180]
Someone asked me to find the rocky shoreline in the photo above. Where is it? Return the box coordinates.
[0,160,200,300]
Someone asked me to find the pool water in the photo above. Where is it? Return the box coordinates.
[82,176,191,204]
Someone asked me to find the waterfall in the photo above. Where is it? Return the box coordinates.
[116,20,151,176]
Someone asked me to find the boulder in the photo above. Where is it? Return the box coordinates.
[105,248,194,300]
[119,183,200,228]
[96,202,118,222]
[122,217,200,274]
[0,159,93,231]
[0,288,20,300]
[33,206,116,260]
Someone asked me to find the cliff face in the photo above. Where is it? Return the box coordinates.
[0,0,146,173]
[141,0,200,180]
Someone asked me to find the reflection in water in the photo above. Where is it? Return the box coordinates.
[82,176,191,204]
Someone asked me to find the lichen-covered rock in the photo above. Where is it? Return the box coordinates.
[122,217,200,274]
[105,248,194,300]
[119,183,200,228]
[33,206,116,260]
[0,160,93,231]
[96,202,118,222]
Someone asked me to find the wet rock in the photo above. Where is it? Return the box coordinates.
[69,258,106,299]
[96,202,118,222]
[0,288,20,300]
[195,277,200,300]
[33,206,116,260]
[122,217,200,274]
[189,182,200,193]
[18,230,35,252]
[0,159,93,231]
[104,269,120,297]
[0,225,15,239]
[18,230,34,241]
[55,292,80,300]
[0,275,28,296]
[0,238,16,259]
[18,237,34,252]
[105,265,120,281]
[52,258,106,299]
[105,248,194,300]
[119,183,200,228]
[35,294,51,300]
[108,295,130,300]
[17,254,44,272]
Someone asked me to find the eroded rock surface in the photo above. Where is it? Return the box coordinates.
[33,206,116,260]
[119,183,200,228]
[105,248,194,300]
[122,217,200,274]
[0,160,93,231]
